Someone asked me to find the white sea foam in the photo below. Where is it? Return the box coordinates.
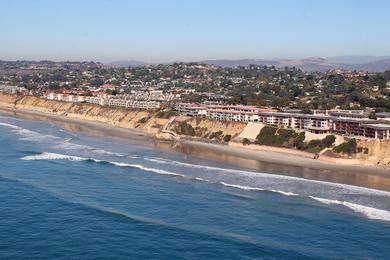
[20,152,184,177]
[0,122,20,129]
[19,151,390,222]
[21,152,86,161]
[309,196,390,222]
[145,157,390,197]
[220,182,299,196]
[17,128,60,142]
[54,142,92,150]
[194,177,209,182]
[54,141,124,157]
[220,182,265,191]
[270,190,299,196]
[110,162,185,177]
[221,182,390,221]
[93,148,124,157]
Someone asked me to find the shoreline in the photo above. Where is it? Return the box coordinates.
[1,106,390,191]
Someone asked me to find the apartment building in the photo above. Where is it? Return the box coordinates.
[206,105,260,122]
[376,112,390,122]
[175,103,389,140]
[359,124,390,139]
[127,101,160,109]
[258,112,291,128]
[291,114,333,134]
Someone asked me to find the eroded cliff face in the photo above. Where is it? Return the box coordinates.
[168,116,246,141]
[357,139,390,166]
[0,94,167,134]
[0,94,245,139]
[1,94,389,166]
[0,93,19,108]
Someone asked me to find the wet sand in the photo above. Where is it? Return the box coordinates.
[1,107,390,191]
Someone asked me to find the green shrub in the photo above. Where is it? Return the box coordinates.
[209,130,223,139]
[307,139,322,148]
[321,135,336,148]
[256,126,277,145]
[333,138,357,154]
[223,134,232,143]
[155,110,178,119]
[302,135,337,153]
[138,117,149,124]
[176,122,195,136]
[293,132,305,148]
[278,128,294,139]
[256,126,304,147]
[242,138,251,146]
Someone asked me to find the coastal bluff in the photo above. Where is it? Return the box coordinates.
[0,94,245,139]
[1,93,389,167]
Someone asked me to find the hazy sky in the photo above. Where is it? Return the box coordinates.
[1,0,389,62]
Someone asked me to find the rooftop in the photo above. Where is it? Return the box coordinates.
[360,124,390,130]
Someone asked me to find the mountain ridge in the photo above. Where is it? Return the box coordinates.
[108,56,390,72]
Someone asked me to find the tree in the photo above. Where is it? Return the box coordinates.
[333,139,357,154]
[321,135,336,148]
[293,132,305,148]
[256,126,277,145]
[91,78,104,87]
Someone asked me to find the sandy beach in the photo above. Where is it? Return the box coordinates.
[1,106,390,191]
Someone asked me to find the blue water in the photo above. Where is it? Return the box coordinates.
[0,114,390,259]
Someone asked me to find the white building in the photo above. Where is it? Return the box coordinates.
[376,112,390,122]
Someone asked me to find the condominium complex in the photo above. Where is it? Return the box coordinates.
[174,103,390,140]
[45,92,161,110]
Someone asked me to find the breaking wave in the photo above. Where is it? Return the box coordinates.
[21,152,86,161]
[0,122,60,142]
[21,152,184,177]
[19,151,390,222]
[0,122,20,129]
[220,182,299,196]
[220,182,390,221]
[54,141,124,157]
[309,196,390,221]
[0,121,123,157]
[145,157,390,196]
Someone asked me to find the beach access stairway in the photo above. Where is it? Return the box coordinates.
[160,116,178,139]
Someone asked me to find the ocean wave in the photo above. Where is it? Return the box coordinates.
[220,182,265,191]
[194,177,209,182]
[145,157,390,197]
[221,182,390,221]
[93,148,124,157]
[18,129,60,142]
[109,162,185,177]
[54,141,124,157]
[220,182,299,196]
[20,152,184,177]
[0,122,117,156]
[0,122,20,129]
[1,123,61,142]
[21,152,86,161]
[309,196,390,222]
[19,152,390,222]
[53,142,92,150]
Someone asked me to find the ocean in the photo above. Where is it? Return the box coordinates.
[0,113,389,259]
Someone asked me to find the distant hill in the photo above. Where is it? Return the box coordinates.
[109,60,147,67]
[340,58,390,72]
[107,56,390,72]
[328,56,390,64]
[199,59,279,68]
[201,56,390,72]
